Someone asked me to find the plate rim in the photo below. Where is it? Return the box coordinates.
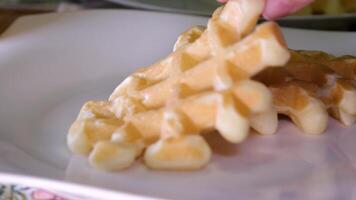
[0,172,159,200]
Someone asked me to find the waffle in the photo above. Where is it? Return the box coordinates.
[67,0,291,171]
[173,25,281,136]
[255,50,356,132]
[287,50,356,125]
[176,26,356,135]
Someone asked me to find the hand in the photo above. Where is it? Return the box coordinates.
[217,0,314,20]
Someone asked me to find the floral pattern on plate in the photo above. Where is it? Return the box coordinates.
[0,184,69,200]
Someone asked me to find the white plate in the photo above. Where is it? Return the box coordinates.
[0,10,356,200]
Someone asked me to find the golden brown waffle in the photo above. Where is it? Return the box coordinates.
[176,26,356,135]
[268,81,329,134]
[67,0,291,171]
[173,25,281,136]
[288,50,356,125]
[255,50,356,132]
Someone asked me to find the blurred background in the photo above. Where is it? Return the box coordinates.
[0,0,355,33]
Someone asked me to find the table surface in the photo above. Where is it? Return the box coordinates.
[0,1,125,34]
[0,9,48,34]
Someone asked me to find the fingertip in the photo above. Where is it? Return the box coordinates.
[262,10,278,20]
[263,0,289,20]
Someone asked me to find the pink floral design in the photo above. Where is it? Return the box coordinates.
[32,189,67,200]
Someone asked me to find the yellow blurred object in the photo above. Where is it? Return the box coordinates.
[340,0,356,12]
[294,5,313,16]
[294,0,355,16]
